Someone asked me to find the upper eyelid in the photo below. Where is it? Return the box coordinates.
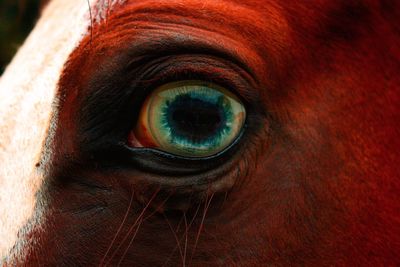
[79,31,262,103]
[83,53,258,117]
[129,54,257,95]
[128,36,258,82]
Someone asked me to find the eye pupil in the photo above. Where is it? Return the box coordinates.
[167,94,226,142]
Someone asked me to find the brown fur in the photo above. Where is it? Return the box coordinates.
[1,0,399,266]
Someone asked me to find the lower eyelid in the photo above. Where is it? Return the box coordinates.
[118,126,246,177]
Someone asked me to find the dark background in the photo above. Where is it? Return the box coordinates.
[0,0,43,75]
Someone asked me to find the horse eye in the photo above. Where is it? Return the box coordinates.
[129,80,246,158]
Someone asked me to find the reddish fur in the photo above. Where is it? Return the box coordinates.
[4,0,400,266]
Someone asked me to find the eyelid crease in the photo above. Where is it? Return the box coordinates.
[121,35,260,87]
[124,54,260,103]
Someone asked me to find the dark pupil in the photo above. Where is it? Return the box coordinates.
[165,94,226,142]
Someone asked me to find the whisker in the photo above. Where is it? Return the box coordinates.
[99,188,134,267]
[189,193,215,266]
[163,213,185,266]
[220,191,230,211]
[161,201,202,267]
[161,244,179,267]
[174,212,185,233]
[183,213,188,267]
[188,201,202,229]
[105,189,160,265]
[117,217,144,266]
[119,193,174,265]
[142,192,173,221]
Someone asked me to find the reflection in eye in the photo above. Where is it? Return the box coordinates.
[131,80,246,157]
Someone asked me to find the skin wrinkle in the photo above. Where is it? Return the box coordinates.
[0,0,399,266]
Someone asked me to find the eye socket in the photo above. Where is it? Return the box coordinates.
[129,80,246,158]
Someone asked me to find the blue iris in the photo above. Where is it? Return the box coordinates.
[160,88,233,152]
[138,81,245,157]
